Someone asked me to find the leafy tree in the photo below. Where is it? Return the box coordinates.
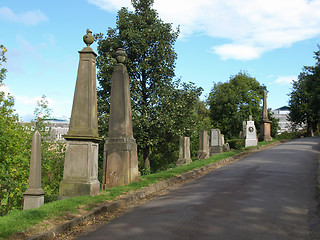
[0,45,7,84]
[0,45,31,215]
[0,46,64,215]
[96,0,202,171]
[289,46,320,136]
[207,72,266,139]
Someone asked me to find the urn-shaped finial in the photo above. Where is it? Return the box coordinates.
[115,48,127,63]
[83,29,94,47]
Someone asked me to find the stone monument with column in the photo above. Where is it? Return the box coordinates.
[259,90,273,142]
[101,48,139,189]
[59,29,101,197]
[23,131,45,210]
[177,136,192,166]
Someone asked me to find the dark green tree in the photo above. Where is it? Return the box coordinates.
[289,46,320,136]
[96,0,202,171]
[207,72,266,139]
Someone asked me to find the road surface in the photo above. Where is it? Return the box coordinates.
[78,137,320,240]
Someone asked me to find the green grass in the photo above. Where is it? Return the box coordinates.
[0,142,275,239]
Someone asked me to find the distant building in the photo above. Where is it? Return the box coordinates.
[21,118,69,141]
[271,106,305,134]
[45,118,69,141]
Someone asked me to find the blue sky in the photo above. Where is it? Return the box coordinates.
[1,0,320,121]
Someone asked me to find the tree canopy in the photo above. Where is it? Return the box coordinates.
[207,72,266,139]
[96,0,203,171]
[289,46,320,135]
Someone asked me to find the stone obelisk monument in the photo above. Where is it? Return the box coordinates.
[259,90,273,142]
[59,29,101,197]
[23,131,45,210]
[102,48,139,189]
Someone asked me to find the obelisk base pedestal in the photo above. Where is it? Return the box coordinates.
[209,146,223,156]
[259,121,273,142]
[197,150,209,160]
[23,189,45,210]
[176,157,192,166]
[102,138,139,190]
[59,139,100,198]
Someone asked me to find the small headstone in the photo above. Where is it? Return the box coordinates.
[210,129,223,155]
[23,131,45,210]
[221,134,225,146]
[245,117,258,147]
[197,130,209,159]
[239,131,243,138]
[177,137,192,166]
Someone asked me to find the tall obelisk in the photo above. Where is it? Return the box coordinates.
[102,48,139,189]
[259,90,273,142]
[59,29,101,197]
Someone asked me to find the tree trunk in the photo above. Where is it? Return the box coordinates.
[311,122,319,136]
[307,121,313,137]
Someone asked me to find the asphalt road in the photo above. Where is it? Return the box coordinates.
[78,137,320,240]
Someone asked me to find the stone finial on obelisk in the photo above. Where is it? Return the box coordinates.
[102,47,139,189]
[23,131,45,210]
[59,29,101,198]
[259,90,273,142]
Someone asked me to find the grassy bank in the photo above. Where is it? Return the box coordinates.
[0,140,277,239]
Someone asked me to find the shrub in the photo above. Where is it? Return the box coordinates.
[227,139,245,150]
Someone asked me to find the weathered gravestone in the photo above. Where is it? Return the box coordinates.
[177,136,192,166]
[102,48,139,189]
[242,121,247,138]
[23,131,45,210]
[59,29,101,198]
[210,129,223,155]
[197,130,209,159]
[245,115,258,147]
[259,90,273,142]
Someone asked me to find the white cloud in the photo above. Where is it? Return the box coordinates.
[0,7,48,25]
[274,76,297,85]
[0,84,11,95]
[87,0,132,11]
[11,93,71,120]
[212,44,264,61]
[88,0,320,60]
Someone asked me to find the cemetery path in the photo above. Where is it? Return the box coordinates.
[77,137,320,240]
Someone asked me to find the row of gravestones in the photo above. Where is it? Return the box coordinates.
[176,104,274,168]
[176,129,230,166]
[22,30,272,210]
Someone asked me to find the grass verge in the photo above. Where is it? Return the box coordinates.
[0,142,276,239]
